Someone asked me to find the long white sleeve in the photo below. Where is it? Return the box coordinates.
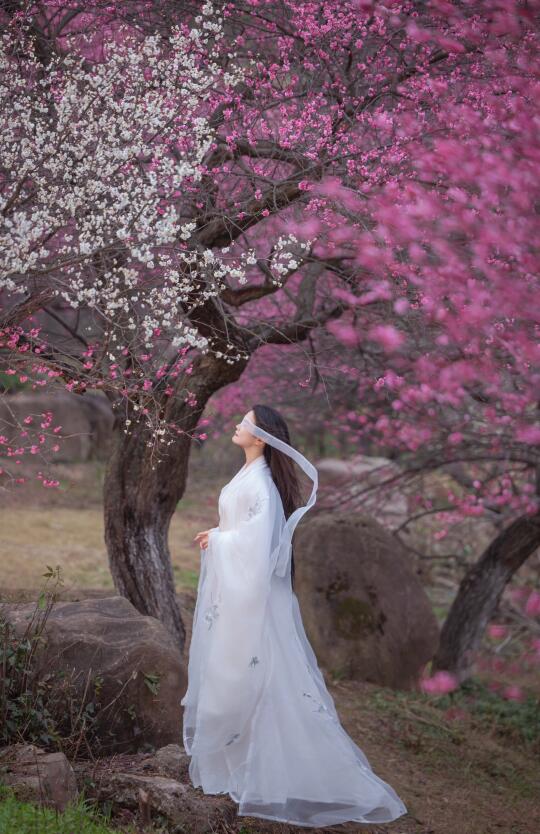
[207,484,274,599]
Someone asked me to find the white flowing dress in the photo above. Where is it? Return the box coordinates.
[181,454,407,827]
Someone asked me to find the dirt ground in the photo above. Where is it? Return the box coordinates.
[1,459,539,834]
[332,678,539,834]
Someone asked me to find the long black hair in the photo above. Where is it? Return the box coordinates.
[252,404,303,590]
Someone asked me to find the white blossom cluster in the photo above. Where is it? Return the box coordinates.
[0,2,244,351]
[268,235,312,284]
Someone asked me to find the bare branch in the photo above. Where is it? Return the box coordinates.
[246,303,343,350]
[195,180,305,248]
[0,289,56,331]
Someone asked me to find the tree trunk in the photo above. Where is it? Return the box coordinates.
[103,411,194,651]
[432,508,540,683]
[103,353,247,651]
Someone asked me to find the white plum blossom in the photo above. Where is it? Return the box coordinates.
[268,235,313,285]
[0,3,246,353]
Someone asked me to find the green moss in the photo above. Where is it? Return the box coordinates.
[333,596,377,639]
[321,571,351,599]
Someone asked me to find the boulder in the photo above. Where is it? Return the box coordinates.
[91,773,233,832]
[0,596,187,753]
[141,742,190,779]
[73,744,238,833]
[0,391,113,461]
[316,455,399,484]
[315,454,409,530]
[293,511,439,689]
[0,743,78,812]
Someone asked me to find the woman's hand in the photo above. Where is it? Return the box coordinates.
[193,529,212,550]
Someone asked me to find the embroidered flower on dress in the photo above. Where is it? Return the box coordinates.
[302,691,338,721]
[204,603,219,629]
[249,656,260,667]
[247,493,263,518]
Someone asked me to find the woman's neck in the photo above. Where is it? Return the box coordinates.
[244,450,265,468]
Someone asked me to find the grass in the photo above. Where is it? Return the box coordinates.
[0,507,208,593]
[369,676,540,751]
[434,677,540,747]
[0,458,223,594]
[333,676,540,833]
[0,784,138,834]
[172,565,200,590]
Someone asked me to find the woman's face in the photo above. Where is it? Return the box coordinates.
[232,409,265,450]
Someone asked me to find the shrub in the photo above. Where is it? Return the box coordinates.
[0,566,103,760]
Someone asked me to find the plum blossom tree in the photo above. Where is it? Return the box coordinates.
[205,0,540,682]
[303,1,540,683]
[0,0,249,644]
[1,0,538,663]
[0,0,342,645]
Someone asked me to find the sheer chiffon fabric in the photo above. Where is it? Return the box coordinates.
[181,452,407,827]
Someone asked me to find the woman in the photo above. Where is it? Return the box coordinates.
[182,404,407,828]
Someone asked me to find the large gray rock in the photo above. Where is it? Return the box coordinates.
[315,454,409,530]
[73,743,238,833]
[0,743,78,811]
[141,742,190,779]
[293,512,439,689]
[0,596,186,753]
[0,391,113,461]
